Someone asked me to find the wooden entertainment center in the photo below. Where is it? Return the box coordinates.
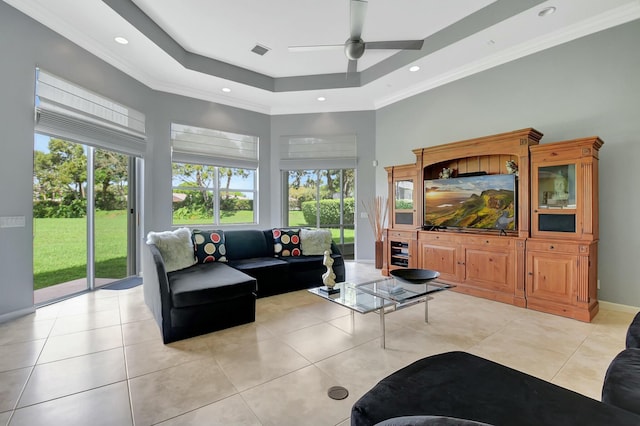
[383,128,602,321]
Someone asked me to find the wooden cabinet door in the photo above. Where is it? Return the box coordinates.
[526,250,577,305]
[386,164,418,229]
[462,246,514,294]
[418,240,459,281]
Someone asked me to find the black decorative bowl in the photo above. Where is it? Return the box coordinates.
[390,268,440,284]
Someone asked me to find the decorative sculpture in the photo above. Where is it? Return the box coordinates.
[439,167,453,179]
[322,250,336,288]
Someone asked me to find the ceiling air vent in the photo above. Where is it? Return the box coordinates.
[251,44,270,56]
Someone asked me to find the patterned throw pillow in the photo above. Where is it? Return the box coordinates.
[192,229,227,263]
[273,228,302,257]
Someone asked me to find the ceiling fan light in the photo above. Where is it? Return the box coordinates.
[344,39,365,61]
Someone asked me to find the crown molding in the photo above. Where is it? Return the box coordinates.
[7,0,640,116]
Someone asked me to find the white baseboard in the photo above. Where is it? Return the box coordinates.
[349,259,374,264]
[0,306,36,324]
[599,300,640,314]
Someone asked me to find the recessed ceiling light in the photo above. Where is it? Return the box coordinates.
[114,37,129,45]
[222,87,231,93]
[538,6,556,17]
[317,96,326,102]
[409,66,420,72]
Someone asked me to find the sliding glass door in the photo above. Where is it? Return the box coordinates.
[93,147,132,287]
[33,134,137,303]
[284,169,355,258]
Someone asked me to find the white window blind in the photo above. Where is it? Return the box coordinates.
[34,69,146,156]
[171,123,259,168]
[279,134,357,169]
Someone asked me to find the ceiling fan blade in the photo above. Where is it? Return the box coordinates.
[288,44,343,52]
[347,59,358,74]
[365,40,424,50]
[350,0,368,40]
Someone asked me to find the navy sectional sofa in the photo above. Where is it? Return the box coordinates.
[144,229,345,343]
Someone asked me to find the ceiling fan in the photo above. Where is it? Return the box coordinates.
[289,0,424,73]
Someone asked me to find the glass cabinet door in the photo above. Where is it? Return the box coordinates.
[532,163,578,237]
[536,164,576,209]
[394,179,414,225]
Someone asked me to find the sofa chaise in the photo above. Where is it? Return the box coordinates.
[144,228,345,343]
[351,312,640,425]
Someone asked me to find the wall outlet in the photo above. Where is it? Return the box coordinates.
[597,279,601,290]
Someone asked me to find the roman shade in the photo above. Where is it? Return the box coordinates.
[34,68,146,156]
[171,123,259,169]
[279,134,357,169]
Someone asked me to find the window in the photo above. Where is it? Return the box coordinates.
[279,134,357,258]
[284,168,355,258]
[172,164,256,225]
[171,124,258,225]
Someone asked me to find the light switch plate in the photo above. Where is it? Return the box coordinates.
[0,216,26,228]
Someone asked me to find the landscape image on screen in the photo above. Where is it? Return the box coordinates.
[424,174,516,230]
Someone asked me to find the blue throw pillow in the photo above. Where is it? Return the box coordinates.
[192,229,227,263]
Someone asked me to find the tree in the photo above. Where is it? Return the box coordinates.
[172,163,215,189]
[95,150,128,210]
[288,170,313,189]
[33,150,56,201]
[219,167,250,199]
[51,139,87,199]
[172,163,216,214]
[321,169,354,200]
[34,139,87,201]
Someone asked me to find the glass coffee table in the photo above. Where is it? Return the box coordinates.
[308,277,453,348]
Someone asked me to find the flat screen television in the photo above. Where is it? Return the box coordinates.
[424,174,516,231]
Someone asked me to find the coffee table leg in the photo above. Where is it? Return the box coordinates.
[380,308,386,349]
[424,297,429,323]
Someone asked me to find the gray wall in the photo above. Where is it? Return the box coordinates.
[0,2,155,320]
[0,2,372,320]
[0,3,273,320]
[376,20,640,306]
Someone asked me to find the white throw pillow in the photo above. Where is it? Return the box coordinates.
[146,227,196,272]
[300,228,332,255]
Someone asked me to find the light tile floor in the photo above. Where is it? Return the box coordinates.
[0,261,636,425]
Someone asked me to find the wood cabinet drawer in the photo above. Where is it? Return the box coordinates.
[387,229,416,240]
[465,236,514,248]
[417,232,458,244]
[526,240,581,254]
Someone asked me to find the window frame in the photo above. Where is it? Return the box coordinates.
[172,163,257,226]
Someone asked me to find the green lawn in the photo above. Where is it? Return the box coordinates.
[174,209,256,226]
[176,210,354,243]
[33,210,128,289]
[34,209,354,290]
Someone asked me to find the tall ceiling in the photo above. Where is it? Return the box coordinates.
[5,0,640,114]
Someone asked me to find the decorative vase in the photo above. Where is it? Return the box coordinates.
[375,240,383,269]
